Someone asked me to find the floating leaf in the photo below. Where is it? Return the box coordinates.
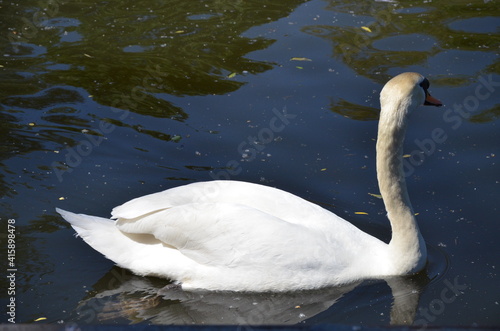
[368,193,382,199]
[354,212,369,215]
[28,122,36,126]
[171,135,182,143]
[83,53,92,58]
[361,26,372,33]
[34,317,47,322]
[227,72,236,78]
[290,57,312,62]
[414,212,420,216]
[403,154,411,158]
[296,66,304,69]
[320,168,327,171]
[58,197,65,201]
[175,30,185,34]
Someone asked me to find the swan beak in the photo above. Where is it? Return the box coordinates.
[424,92,442,107]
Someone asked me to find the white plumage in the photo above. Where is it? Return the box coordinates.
[57,72,442,292]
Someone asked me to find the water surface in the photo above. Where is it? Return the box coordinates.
[0,0,499,326]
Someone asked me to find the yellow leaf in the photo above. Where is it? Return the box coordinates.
[227,72,236,78]
[290,57,312,62]
[368,193,382,199]
[296,66,304,69]
[58,197,65,201]
[361,26,372,33]
[83,53,92,58]
[34,317,47,322]
[403,154,411,158]
[355,212,369,215]
[320,168,327,171]
[175,30,185,34]
[414,212,420,216]
[28,122,36,126]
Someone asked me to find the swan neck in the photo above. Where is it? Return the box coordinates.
[376,100,426,273]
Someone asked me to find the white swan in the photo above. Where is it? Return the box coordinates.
[57,72,442,292]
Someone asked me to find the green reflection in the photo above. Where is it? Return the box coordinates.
[303,0,499,121]
[303,0,499,81]
[3,0,307,118]
[0,0,308,199]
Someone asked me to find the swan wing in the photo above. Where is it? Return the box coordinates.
[114,201,387,290]
[112,180,342,231]
[115,202,330,269]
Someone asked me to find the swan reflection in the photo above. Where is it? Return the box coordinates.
[72,267,429,325]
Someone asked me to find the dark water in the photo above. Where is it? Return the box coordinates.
[0,0,499,326]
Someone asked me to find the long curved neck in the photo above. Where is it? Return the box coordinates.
[376,99,426,274]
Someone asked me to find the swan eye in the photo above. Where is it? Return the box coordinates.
[419,78,430,91]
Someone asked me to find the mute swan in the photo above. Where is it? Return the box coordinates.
[57,72,442,292]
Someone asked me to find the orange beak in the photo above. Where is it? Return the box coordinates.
[424,92,442,107]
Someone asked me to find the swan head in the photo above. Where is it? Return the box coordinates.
[379,72,442,128]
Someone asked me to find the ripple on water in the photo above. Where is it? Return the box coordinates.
[425,244,450,284]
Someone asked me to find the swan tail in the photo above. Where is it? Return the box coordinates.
[56,208,129,264]
[57,208,116,238]
[56,208,190,280]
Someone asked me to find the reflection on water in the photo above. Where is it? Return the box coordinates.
[71,266,430,325]
[2,0,307,114]
[0,0,306,197]
[69,245,446,325]
[303,0,498,83]
[0,0,498,326]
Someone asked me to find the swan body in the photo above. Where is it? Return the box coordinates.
[58,72,442,292]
